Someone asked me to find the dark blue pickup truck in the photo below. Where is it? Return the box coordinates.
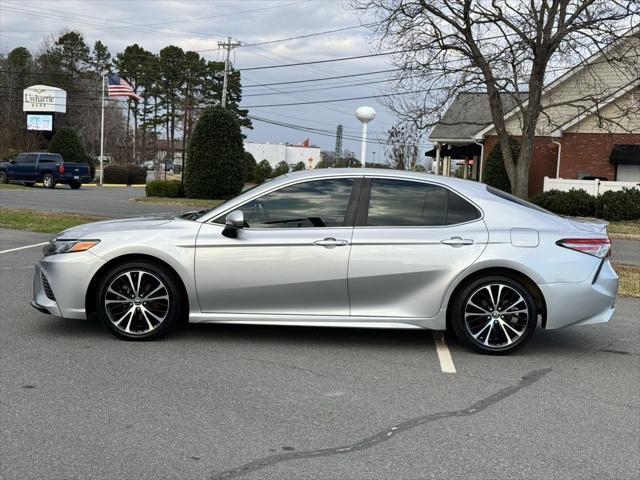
[0,152,91,189]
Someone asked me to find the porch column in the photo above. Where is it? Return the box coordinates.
[434,142,441,175]
[463,158,469,179]
[471,155,478,179]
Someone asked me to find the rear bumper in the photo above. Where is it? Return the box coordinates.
[57,174,91,183]
[541,259,618,329]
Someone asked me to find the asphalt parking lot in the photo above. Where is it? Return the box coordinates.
[1,227,638,480]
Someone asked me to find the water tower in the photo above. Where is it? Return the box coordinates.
[356,106,376,168]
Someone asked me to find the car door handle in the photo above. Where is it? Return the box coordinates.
[441,237,474,246]
[313,237,349,248]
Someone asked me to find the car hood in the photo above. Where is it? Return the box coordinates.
[55,214,177,239]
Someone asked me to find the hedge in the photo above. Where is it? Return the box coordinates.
[145,179,184,198]
[103,164,147,184]
[530,187,640,221]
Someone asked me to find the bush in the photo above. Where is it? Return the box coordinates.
[254,159,273,183]
[49,127,87,164]
[594,188,640,221]
[184,107,244,199]
[146,179,184,198]
[292,161,306,172]
[103,164,147,185]
[242,152,258,183]
[530,189,596,217]
[484,137,519,193]
[272,160,290,177]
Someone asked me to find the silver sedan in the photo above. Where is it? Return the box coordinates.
[31,169,618,354]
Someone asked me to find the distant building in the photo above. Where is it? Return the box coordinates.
[244,139,321,169]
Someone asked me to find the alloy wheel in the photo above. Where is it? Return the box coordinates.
[104,270,170,335]
[464,283,530,349]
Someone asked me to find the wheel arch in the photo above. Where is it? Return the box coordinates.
[85,253,190,320]
[445,266,548,330]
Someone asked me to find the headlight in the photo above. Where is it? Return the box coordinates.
[43,239,100,256]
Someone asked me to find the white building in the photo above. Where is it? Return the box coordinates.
[244,142,321,170]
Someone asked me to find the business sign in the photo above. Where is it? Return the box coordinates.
[23,85,67,113]
[26,114,53,131]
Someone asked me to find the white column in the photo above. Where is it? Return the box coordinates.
[360,122,368,168]
[434,143,441,175]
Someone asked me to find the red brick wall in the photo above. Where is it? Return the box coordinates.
[559,133,640,181]
[482,133,640,195]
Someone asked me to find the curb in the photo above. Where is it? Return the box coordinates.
[82,184,146,188]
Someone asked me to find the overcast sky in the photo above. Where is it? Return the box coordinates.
[1,0,424,162]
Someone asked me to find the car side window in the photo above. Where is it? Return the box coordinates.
[228,178,355,228]
[13,154,28,164]
[24,154,38,165]
[366,178,479,227]
[39,154,61,163]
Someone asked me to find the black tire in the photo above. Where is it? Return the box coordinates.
[42,174,56,189]
[451,275,537,355]
[0,172,7,184]
[95,261,183,340]
[69,181,81,189]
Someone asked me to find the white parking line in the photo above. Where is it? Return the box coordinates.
[0,242,48,255]
[433,331,457,374]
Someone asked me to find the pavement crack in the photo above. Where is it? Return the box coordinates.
[211,368,551,479]
[238,356,324,377]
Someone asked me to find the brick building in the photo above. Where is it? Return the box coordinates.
[427,31,639,195]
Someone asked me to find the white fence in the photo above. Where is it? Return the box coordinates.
[543,177,640,195]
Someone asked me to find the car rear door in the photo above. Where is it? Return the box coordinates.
[348,177,489,318]
[14,154,38,181]
[195,177,360,316]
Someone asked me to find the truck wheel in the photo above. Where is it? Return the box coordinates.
[0,172,7,184]
[42,174,56,189]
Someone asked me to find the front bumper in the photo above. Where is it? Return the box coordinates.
[31,251,106,319]
[541,259,618,329]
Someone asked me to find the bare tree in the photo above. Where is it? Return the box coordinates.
[385,122,421,170]
[354,0,639,197]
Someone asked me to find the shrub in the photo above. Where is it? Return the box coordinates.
[530,189,596,217]
[146,179,184,198]
[49,127,87,164]
[292,161,306,172]
[242,152,258,183]
[103,164,147,185]
[184,107,244,199]
[594,188,640,221]
[272,160,290,177]
[254,160,272,183]
[484,137,519,193]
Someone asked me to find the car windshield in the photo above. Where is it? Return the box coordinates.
[180,183,267,221]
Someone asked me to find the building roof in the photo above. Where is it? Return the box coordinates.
[428,92,525,142]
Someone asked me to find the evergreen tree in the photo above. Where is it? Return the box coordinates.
[272,160,290,177]
[49,127,89,165]
[292,161,306,171]
[242,152,258,183]
[254,160,273,183]
[184,107,244,198]
[483,137,519,193]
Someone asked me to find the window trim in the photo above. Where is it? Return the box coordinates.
[209,176,362,230]
[355,176,484,229]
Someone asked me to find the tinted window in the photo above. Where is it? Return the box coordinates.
[446,190,480,224]
[366,179,480,226]
[367,179,447,226]
[13,154,28,164]
[24,154,38,165]
[234,178,354,228]
[486,186,555,216]
[39,154,62,163]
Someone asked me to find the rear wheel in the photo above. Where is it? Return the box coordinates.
[69,181,81,189]
[0,172,7,184]
[42,174,56,189]
[95,261,183,340]
[451,275,537,355]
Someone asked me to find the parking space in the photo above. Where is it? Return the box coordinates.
[1,228,638,479]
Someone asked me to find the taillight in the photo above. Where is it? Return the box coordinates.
[557,238,611,258]
[57,164,64,174]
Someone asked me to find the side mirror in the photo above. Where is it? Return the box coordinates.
[222,210,244,238]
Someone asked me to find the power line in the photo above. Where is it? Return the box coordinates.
[240,23,375,47]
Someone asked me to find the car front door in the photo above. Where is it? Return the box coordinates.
[195,177,359,316]
[348,177,489,318]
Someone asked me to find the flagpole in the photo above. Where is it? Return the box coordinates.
[99,72,106,186]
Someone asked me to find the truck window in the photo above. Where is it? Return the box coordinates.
[24,154,38,165]
[39,154,62,163]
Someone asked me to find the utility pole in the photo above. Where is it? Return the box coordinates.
[219,36,241,108]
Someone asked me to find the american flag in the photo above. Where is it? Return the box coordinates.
[107,74,141,101]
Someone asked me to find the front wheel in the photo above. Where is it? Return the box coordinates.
[451,275,537,355]
[95,261,183,340]
[42,174,56,189]
[69,181,81,189]
[0,172,7,184]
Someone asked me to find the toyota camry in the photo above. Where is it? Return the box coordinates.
[31,169,618,354]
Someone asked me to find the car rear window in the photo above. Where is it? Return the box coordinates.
[39,154,63,163]
[486,186,556,216]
